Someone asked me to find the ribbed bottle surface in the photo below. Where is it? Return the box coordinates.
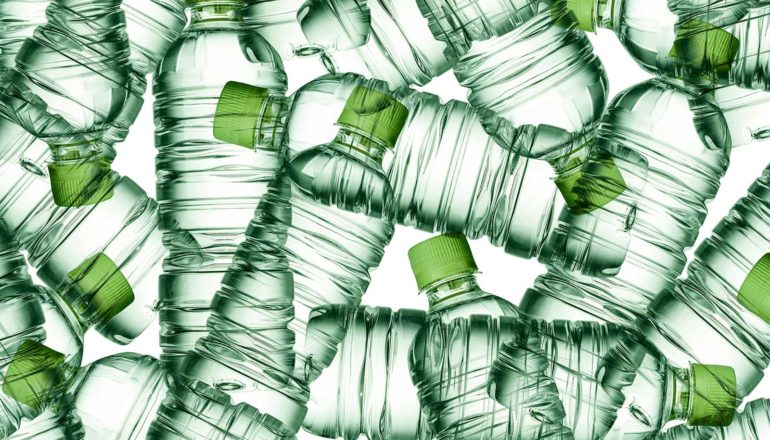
[614,1,770,89]
[181,168,393,432]
[0,0,50,69]
[6,0,130,139]
[0,139,164,344]
[153,17,287,371]
[101,0,187,153]
[245,0,449,88]
[0,234,83,438]
[457,9,608,139]
[304,305,429,440]
[521,79,730,326]
[640,164,770,397]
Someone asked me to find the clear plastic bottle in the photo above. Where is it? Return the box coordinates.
[176,75,399,432]
[0,0,50,69]
[244,0,452,88]
[416,0,609,152]
[0,138,165,345]
[520,78,731,326]
[0,230,83,437]
[62,353,292,439]
[6,409,84,440]
[0,0,131,205]
[153,0,288,372]
[660,398,770,440]
[637,163,770,403]
[304,305,429,440]
[284,73,560,259]
[711,86,770,147]
[566,0,770,89]
[101,0,187,156]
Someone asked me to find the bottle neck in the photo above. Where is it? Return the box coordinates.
[189,1,242,26]
[332,127,389,168]
[420,272,481,311]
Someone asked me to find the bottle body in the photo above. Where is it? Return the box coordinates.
[101,0,188,154]
[521,79,730,326]
[6,409,84,440]
[639,164,770,399]
[153,9,287,371]
[304,305,429,440]
[246,0,451,88]
[0,0,50,69]
[0,138,165,344]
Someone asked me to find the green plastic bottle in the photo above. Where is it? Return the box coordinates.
[566,0,770,88]
[0,137,165,345]
[176,74,400,433]
[0,0,131,205]
[61,353,293,439]
[153,0,288,372]
[520,78,731,326]
[638,163,770,407]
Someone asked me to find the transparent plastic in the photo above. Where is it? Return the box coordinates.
[153,0,287,371]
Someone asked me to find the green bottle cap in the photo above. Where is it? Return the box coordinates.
[213,81,271,149]
[737,253,770,324]
[2,340,65,409]
[560,154,627,215]
[688,364,736,426]
[336,85,409,149]
[565,0,596,31]
[669,19,740,79]
[48,159,114,207]
[67,253,135,326]
[408,233,478,290]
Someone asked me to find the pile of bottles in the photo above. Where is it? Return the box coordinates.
[0,0,769,438]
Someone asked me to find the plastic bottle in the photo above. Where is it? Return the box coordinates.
[0,138,165,345]
[711,86,770,147]
[0,230,83,437]
[637,162,770,406]
[6,409,83,440]
[61,353,293,440]
[284,73,560,259]
[176,75,400,432]
[153,0,288,372]
[0,0,131,204]
[416,0,609,151]
[520,78,731,326]
[244,0,452,88]
[0,0,49,69]
[660,398,770,440]
[566,0,770,89]
[101,0,188,156]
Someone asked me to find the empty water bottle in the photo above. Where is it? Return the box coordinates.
[245,0,452,88]
[60,353,292,439]
[638,162,770,402]
[284,73,560,259]
[566,0,770,89]
[520,78,731,326]
[101,0,187,155]
[153,0,288,371]
[0,0,49,69]
[0,230,83,436]
[712,86,770,147]
[0,0,131,205]
[0,138,164,344]
[177,74,401,432]
[417,0,609,151]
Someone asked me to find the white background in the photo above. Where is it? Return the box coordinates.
[79,31,770,435]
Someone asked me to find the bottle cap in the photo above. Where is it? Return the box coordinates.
[688,364,736,426]
[670,19,740,78]
[213,81,271,149]
[67,253,135,326]
[48,159,114,207]
[408,233,478,290]
[2,340,66,409]
[336,86,408,149]
[565,0,596,32]
[738,253,770,324]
